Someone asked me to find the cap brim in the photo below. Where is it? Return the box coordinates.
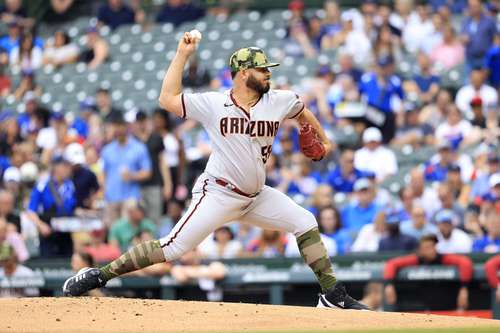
[255,62,280,68]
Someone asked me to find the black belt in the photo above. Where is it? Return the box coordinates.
[215,179,260,198]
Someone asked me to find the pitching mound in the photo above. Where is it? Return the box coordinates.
[1,297,499,333]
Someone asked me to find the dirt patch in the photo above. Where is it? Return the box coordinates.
[0,297,498,332]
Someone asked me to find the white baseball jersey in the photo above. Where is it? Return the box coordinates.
[181,89,305,194]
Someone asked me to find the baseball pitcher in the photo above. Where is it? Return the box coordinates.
[63,31,368,310]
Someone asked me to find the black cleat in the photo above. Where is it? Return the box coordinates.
[318,283,370,310]
[62,267,106,296]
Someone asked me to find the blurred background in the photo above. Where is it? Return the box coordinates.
[0,0,499,318]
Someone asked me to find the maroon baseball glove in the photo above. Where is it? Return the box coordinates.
[298,124,326,161]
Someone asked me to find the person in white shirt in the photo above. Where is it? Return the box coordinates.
[43,30,79,67]
[351,211,387,252]
[0,244,39,298]
[455,69,498,120]
[402,3,435,54]
[198,226,243,259]
[435,210,472,254]
[354,127,398,183]
[409,168,441,220]
[435,104,480,147]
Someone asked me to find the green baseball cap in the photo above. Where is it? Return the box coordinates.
[0,243,14,261]
[229,47,280,72]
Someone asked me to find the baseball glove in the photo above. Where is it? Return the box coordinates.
[298,124,326,161]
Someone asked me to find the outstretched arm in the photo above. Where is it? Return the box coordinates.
[158,32,199,117]
[297,108,333,155]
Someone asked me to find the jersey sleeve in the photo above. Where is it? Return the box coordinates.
[276,90,305,120]
[181,92,215,124]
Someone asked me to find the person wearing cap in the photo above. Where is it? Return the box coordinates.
[472,212,500,253]
[132,110,172,225]
[434,209,472,254]
[424,140,456,182]
[64,143,100,210]
[455,68,498,119]
[2,167,22,208]
[62,31,370,311]
[17,91,50,138]
[383,234,473,312]
[198,226,244,259]
[25,156,76,257]
[101,112,151,227]
[324,149,369,194]
[470,153,500,202]
[358,53,404,142]
[378,211,418,252]
[341,178,382,233]
[480,173,500,213]
[354,127,398,182]
[70,97,99,139]
[0,244,39,298]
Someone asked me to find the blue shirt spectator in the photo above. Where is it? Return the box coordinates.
[400,206,439,240]
[359,60,404,114]
[97,0,135,30]
[156,0,205,27]
[430,0,466,13]
[102,135,151,203]
[414,73,440,93]
[484,34,500,88]
[473,235,500,252]
[341,178,381,233]
[461,9,497,67]
[324,149,368,193]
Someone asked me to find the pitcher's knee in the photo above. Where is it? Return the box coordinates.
[295,210,318,235]
[159,237,191,261]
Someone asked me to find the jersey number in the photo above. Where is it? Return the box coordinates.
[261,145,272,164]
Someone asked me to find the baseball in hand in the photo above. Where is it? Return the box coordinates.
[189,29,202,42]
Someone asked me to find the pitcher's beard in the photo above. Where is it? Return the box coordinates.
[246,74,270,95]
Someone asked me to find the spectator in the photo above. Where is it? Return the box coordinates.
[156,0,205,27]
[0,21,20,56]
[446,164,469,207]
[17,92,50,138]
[36,111,76,165]
[108,202,157,253]
[133,111,172,225]
[0,0,32,29]
[460,0,497,73]
[158,199,185,237]
[400,206,439,240]
[101,113,151,227]
[198,226,243,259]
[485,32,500,89]
[435,209,472,254]
[354,127,398,182]
[383,234,472,311]
[322,10,371,66]
[408,53,440,105]
[455,68,498,121]
[0,112,22,157]
[318,1,342,46]
[279,154,320,198]
[358,57,404,143]
[316,206,351,254]
[9,31,43,71]
[182,57,212,88]
[430,24,465,71]
[42,0,81,24]
[324,149,366,194]
[372,23,402,63]
[97,0,143,30]
[284,0,317,58]
[153,109,185,197]
[470,154,499,203]
[0,217,28,262]
[42,30,79,67]
[95,88,122,127]
[246,229,287,258]
[351,210,387,252]
[70,251,105,296]
[0,190,21,233]
[170,248,225,301]
[71,97,98,140]
[26,157,76,257]
[0,244,38,298]
[84,229,121,263]
[14,70,42,101]
[484,255,500,303]
[335,51,363,83]
[437,183,466,227]
[391,103,434,147]
[64,143,99,210]
[341,178,382,233]
[360,282,383,311]
[424,141,456,182]
[419,89,451,130]
[378,213,418,252]
[472,212,500,252]
[0,61,11,97]
[402,2,435,54]
[78,26,109,70]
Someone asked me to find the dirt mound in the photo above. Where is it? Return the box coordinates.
[0,297,499,332]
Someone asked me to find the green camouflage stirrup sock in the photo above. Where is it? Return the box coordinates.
[100,240,165,281]
[296,228,337,293]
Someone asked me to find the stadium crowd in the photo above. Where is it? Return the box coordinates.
[0,0,499,298]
